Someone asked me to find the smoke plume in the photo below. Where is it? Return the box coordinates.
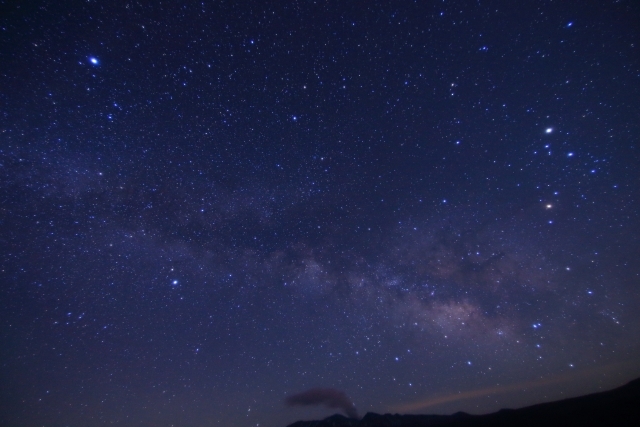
[285,387,359,419]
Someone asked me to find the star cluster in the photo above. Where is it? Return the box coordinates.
[1,1,639,427]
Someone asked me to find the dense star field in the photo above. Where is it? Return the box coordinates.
[1,1,639,426]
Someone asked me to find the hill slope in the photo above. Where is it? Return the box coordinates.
[286,377,640,427]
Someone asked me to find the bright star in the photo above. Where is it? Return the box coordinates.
[89,57,99,65]
[545,128,553,133]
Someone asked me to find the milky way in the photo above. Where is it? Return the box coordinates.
[1,2,639,427]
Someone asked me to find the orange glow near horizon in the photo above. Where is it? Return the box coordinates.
[390,361,639,414]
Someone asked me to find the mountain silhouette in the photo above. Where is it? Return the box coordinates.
[285,377,640,427]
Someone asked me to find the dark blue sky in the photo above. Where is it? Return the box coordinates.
[1,1,639,426]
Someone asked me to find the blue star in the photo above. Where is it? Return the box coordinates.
[89,57,99,65]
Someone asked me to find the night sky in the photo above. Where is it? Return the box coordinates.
[1,1,640,426]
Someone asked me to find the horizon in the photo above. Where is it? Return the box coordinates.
[285,376,640,426]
